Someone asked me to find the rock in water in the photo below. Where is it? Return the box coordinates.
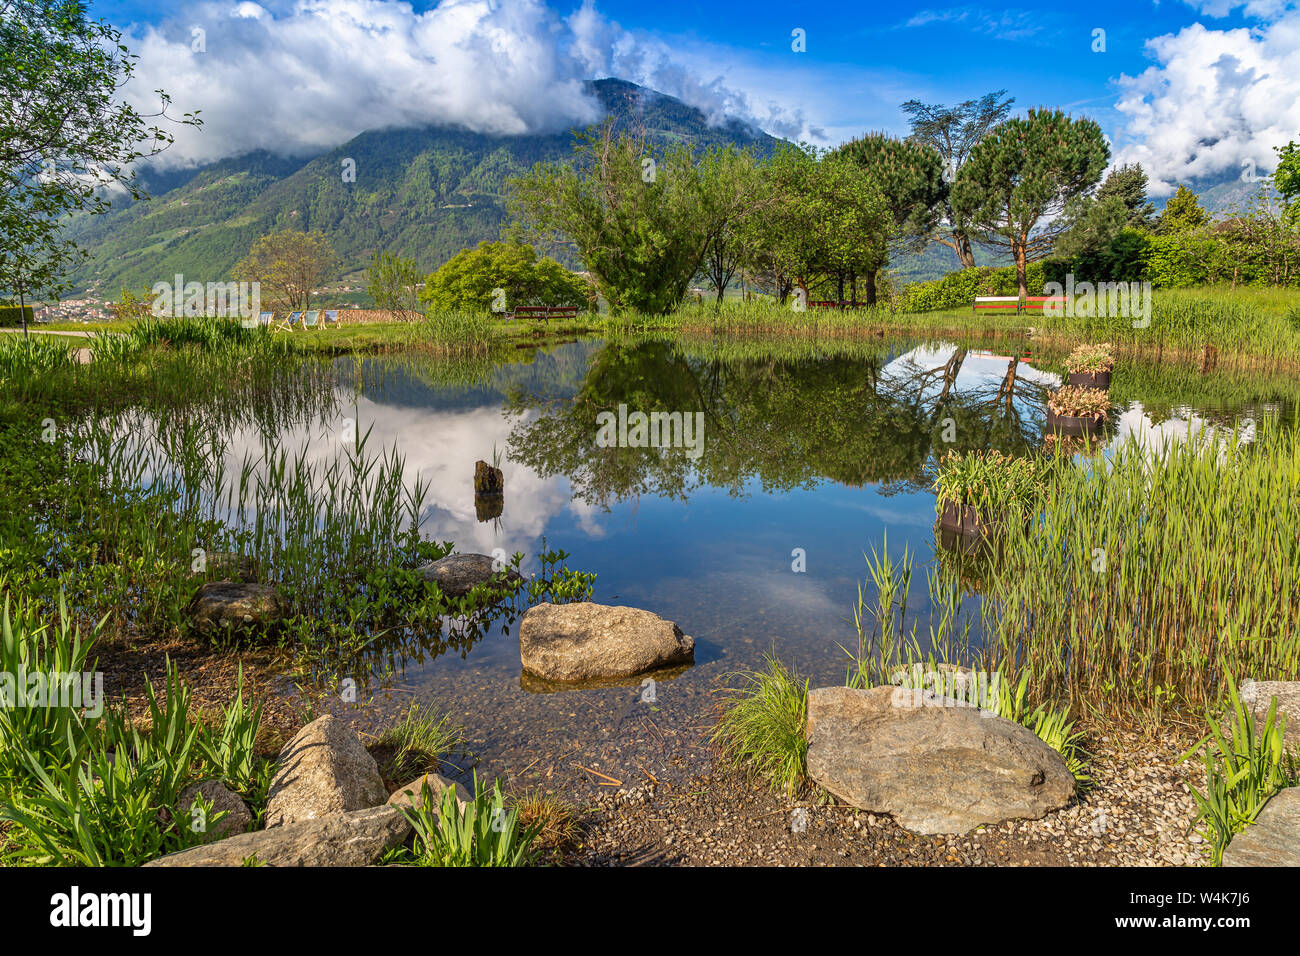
[805,685,1075,835]
[265,715,388,827]
[519,602,694,682]
[1223,787,1300,867]
[188,581,284,631]
[145,806,411,867]
[418,552,523,598]
[176,779,253,842]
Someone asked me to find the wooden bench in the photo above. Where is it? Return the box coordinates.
[504,305,579,322]
[972,296,1067,315]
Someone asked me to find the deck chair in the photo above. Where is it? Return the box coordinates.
[258,311,274,329]
[302,310,320,330]
[274,311,303,332]
[323,309,339,329]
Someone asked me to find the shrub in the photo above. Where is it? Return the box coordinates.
[420,241,592,314]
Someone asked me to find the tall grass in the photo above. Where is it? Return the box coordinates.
[977,419,1300,720]
[712,655,810,799]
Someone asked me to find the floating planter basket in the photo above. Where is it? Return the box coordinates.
[1066,369,1111,390]
[938,501,993,537]
[1046,407,1105,437]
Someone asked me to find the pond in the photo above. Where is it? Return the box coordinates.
[137,336,1300,794]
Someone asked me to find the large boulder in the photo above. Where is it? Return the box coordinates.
[189,581,284,631]
[176,779,252,842]
[805,685,1076,835]
[145,806,410,867]
[265,715,388,827]
[518,602,695,683]
[1240,680,1300,747]
[388,773,472,814]
[418,553,523,598]
[1223,787,1300,867]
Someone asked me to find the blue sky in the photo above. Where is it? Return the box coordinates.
[95,0,1300,194]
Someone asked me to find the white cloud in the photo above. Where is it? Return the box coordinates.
[120,0,834,169]
[1112,13,1300,194]
[1179,0,1294,19]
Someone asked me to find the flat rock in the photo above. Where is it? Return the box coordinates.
[388,773,472,814]
[1224,787,1300,866]
[805,685,1076,835]
[145,806,410,867]
[265,715,388,827]
[418,553,523,598]
[1240,680,1300,747]
[518,602,695,682]
[176,779,252,842]
[188,581,284,631]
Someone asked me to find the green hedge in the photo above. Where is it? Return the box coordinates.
[901,261,1069,312]
[0,305,35,327]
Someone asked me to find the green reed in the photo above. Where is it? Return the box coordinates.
[975,418,1300,720]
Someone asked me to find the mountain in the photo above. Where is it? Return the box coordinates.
[66,78,783,296]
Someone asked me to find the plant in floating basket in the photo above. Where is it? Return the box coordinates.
[1063,342,1114,389]
[931,450,1050,533]
[1063,342,1114,375]
[1048,385,1111,423]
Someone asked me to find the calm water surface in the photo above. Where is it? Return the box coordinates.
[213,338,1297,792]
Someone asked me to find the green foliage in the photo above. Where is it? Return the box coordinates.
[508,122,715,314]
[233,229,340,311]
[712,656,810,799]
[420,241,591,313]
[365,251,424,318]
[1157,185,1210,233]
[835,132,946,246]
[0,305,34,327]
[0,0,199,302]
[400,775,539,867]
[901,90,1016,266]
[1276,139,1300,227]
[0,656,267,866]
[1183,677,1294,865]
[744,143,893,304]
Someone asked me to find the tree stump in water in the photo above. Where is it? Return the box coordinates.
[475,492,503,522]
[1201,343,1218,374]
[474,460,504,495]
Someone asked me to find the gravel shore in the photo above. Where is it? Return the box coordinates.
[574,726,1208,867]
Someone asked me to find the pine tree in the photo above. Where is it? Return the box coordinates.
[950,109,1109,298]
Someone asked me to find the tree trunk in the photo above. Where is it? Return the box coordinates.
[955,231,976,269]
[850,271,857,306]
[836,273,844,307]
[864,270,878,307]
[1014,241,1028,300]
